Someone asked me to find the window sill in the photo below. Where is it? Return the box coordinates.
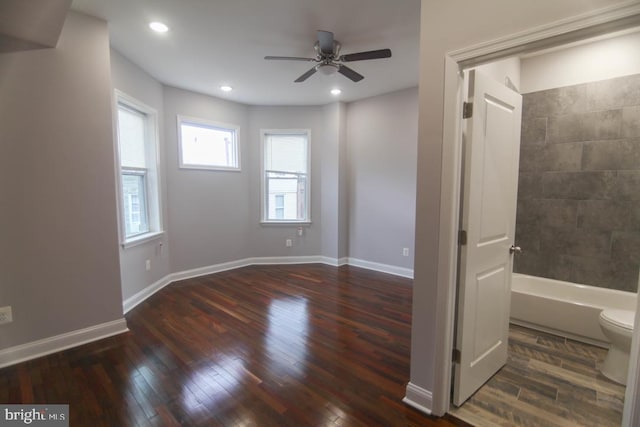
[179,165,242,172]
[121,231,165,249]
[260,221,312,226]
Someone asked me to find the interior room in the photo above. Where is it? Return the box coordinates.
[1,0,640,426]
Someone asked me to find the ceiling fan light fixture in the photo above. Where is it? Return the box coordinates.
[318,63,339,76]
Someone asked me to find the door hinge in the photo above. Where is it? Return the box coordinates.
[452,348,461,364]
[462,102,473,119]
[458,230,467,246]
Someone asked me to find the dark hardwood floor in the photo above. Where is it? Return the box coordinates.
[0,264,469,427]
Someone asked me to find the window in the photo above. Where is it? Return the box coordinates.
[262,130,310,223]
[116,91,162,246]
[178,115,240,170]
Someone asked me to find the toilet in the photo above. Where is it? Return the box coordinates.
[599,309,635,385]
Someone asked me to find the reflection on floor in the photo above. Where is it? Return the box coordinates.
[450,324,625,427]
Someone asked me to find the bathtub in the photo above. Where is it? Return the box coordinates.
[510,273,637,347]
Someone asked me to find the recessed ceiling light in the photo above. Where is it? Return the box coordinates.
[220,85,233,92]
[331,89,342,95]
[149,22,169,33]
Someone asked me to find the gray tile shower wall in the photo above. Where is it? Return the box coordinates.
[514,74,640,292]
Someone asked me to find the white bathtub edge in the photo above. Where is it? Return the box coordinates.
[510,273,636,348]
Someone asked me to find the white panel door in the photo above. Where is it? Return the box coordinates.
[452,69,522,406]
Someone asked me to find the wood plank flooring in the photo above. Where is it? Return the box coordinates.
[451,324,626,427]
[0,264,468,427]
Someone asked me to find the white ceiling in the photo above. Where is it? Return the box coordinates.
[71,0,421,106]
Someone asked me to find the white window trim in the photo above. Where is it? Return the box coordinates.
[121,231,165,249]
[114,89,164,248]
[260,129,311,225]
[177,114,241,172]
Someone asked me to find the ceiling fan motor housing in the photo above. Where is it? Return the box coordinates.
[315,40,341,59]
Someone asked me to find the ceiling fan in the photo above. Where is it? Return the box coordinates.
[265,30,392,83]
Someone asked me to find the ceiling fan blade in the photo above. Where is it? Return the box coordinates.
[340,49,392,62]
[338,65,364,82]
[265,56,316,61]
[317,30,334,54]
[294,66,318,83]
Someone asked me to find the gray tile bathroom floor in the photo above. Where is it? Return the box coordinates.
[450,324,625,427]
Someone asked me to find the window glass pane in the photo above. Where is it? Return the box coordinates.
[180,121,238,168]
[122,173,149,237]
[265,134,307,173]
[266,172,306,221]
[118,106,146,168]
[275,194,285,219]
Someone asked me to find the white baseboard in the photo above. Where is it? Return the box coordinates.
[124,256,339,314]
[347,257,414,278]
[123,255,412,316]
[167,256,343,284]
[169,258,253,283]
[123,275,172,314]
[0,318,128,369]
[246,255,331,265]
[403,382,433,415]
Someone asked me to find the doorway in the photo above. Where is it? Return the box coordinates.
[450,27,640,427]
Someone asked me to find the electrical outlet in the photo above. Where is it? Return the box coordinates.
[145,259,151,271]
[0,306,13,325]
[285,239,293,247]
[403,248,410,257]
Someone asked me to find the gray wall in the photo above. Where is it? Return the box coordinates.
[321,102,349,261]
[0,11,123,349]
[347,88,418,268]
[515,73,640,292]
[163,86,251,273]
[161,91,348,269]
[110,49,171,301]
[247,105,325,257]
[158,86,412,274]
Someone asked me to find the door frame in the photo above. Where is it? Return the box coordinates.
[431,1,640,421]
